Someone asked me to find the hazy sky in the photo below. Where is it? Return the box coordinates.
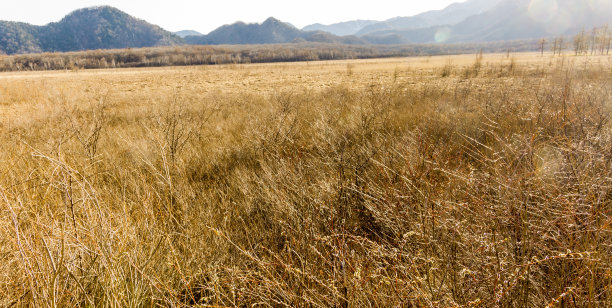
[1,0,465,33]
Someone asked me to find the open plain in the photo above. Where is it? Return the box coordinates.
[0,53,611,306]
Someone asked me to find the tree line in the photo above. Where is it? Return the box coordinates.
[572,25,611,55]
[539,25,611,56]
[0,40,544,72]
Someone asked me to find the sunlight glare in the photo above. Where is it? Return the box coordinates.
[588,0,612,12]
[528,0,559,23]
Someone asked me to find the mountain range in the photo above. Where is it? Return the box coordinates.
[183,17,368,45]
[369,0,612,43]
[0,0,611,55]
[303,0,611,43]
[305,0,502,36]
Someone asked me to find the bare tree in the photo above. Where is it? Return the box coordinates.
[599,25,608,54]
[591,28,597,55]
[553,37,565,56]
[606,30,612,55]
[539,38,546,56]
[574,31,582,55]
[574,30,589,55]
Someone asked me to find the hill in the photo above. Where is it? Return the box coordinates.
[185,17,304,45]
[0,6,183,54]
[175,30,203,38]
[184,18,368,45]
[302,20,378,36]
[0,21,42,54]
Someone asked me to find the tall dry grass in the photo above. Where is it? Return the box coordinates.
[0,55,610,307]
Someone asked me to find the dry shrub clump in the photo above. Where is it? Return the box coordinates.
[0,56,610,307]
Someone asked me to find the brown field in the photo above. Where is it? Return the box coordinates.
[0,52,611,306]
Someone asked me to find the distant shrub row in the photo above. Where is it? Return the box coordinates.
[0,40,545,72]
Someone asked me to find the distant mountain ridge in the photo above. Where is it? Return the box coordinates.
[175,30,203,38]
[374,0,612,43]
[303,20,378,36]
[1,1,611,55]
[300,0,612,44]
[186,18,304,45]
[0,6,182,54]
[184,18,368,45]
[301,0,502,37]
[356,0,502,36]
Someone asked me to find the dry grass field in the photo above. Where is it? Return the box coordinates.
[0,52,611,307]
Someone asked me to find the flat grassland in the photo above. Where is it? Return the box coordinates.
[0,53,611,306]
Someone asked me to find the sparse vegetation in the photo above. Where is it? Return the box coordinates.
[0,53,610,306]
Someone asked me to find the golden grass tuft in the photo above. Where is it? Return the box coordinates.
[0,54,610,306]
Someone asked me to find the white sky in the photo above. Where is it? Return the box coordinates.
[1,0,465,33]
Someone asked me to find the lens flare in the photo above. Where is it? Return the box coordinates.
[435,27,451,43]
